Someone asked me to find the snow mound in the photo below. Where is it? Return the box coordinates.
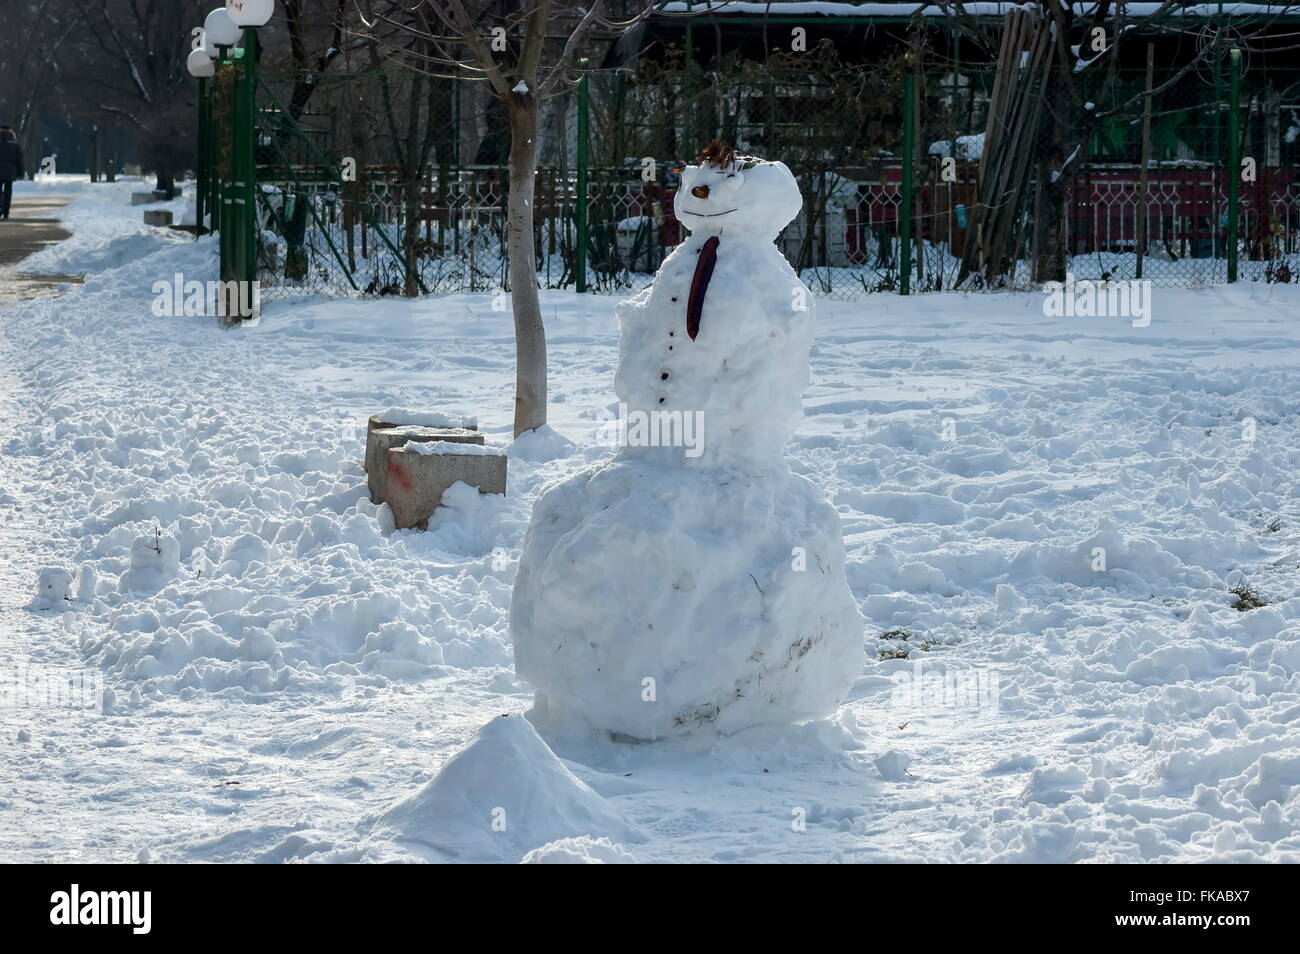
[368,714,642,862]
[376,407,478,430]
[509,424,577,462]
[33,568,73,608]
[15,180,190,275]
[874,749,913,781]
[117,533,181,594]
[520,835,638,864]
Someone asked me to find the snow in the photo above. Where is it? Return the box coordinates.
[117,532,182,594]
[12,177,190,276]
[873,749,912,780]
[376,409,478,430]
[406,441,503,457]
[520,834,639,863]
[2,176,1299,862]
[509,424,576,462]
[33,568,73,608]
[362,713,642,862]
[928,133,985,161]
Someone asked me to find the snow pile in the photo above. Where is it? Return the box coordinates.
[13,178,190,275]
[512,153,865,739]
[509,424,577,462]
[874,749,913,781]
[32,568,73,608]
[406,441,503,457]
[520,835,639,864]
[117,532,181,593]
[375,408,478,430]
[366,714,641,862]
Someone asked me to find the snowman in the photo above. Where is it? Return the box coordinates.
[511,142,865,740]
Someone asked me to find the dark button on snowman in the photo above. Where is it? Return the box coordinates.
[511,142,865,740]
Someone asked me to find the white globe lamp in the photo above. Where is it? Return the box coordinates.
[187,47,216,78]
[226,0,274,28]
[203,7,242,52]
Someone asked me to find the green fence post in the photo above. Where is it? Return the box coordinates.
[900,67,914,296]
[1227,48,1240,284]
[576,59,589,293]
[684,3,694,147]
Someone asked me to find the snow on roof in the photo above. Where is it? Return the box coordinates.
[929,133,985,160]
[657,2,1300,18]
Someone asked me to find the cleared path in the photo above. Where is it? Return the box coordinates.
[0,196,82,307]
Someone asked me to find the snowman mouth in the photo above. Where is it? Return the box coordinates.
[681,208,737,218]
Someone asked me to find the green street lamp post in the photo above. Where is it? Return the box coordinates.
[186,47,215,236]
[204,7,243,282]
[225,1,275,293]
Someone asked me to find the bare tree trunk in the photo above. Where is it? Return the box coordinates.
[1033,66,1071,283]
[403,70,426,298]
[403,175,422,296]
[507,93,547,436]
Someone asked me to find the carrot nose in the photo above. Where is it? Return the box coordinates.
[691,185,709,199]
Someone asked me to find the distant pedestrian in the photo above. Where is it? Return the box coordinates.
[0,125,25,220]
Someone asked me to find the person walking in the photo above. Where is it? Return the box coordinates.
[0,125,25,220]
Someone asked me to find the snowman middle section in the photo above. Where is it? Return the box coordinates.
[614,232,814,468]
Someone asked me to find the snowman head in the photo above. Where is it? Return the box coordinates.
[675,141,802,242]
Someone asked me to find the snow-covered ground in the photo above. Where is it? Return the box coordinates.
[2,177,1298,863]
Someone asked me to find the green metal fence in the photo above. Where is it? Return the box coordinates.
[206,44,1300,303]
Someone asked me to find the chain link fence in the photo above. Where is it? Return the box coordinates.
[232,37,1299,303]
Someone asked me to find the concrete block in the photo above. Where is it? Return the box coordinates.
[367,425,483,504]
[364,412,478,470]
[131,192,158,205]
[143,210,174,227]
[385,444,507,530]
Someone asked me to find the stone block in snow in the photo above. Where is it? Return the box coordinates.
[385,443,506,530]
[366,425,483,503]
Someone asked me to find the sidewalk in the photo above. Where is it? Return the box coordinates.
[0,196,82,306]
